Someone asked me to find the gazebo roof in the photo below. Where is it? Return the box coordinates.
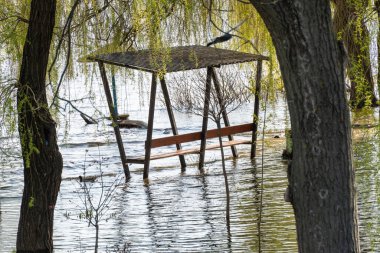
[88,45,268,73]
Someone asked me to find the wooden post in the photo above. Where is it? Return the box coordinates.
[98,61,130,180]
[251,60,263,159]
[143,73,158,179]
[160,77,187,170]
[199,67,213,170]
[210,67,238,158]
[111,72,118,116]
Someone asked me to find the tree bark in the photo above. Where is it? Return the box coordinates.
[249,1,359,252]
[333,0,377,108]
[16,0,63,252]
[375,0,380,105]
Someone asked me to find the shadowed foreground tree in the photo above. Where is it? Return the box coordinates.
[249,0,359,252]
[16,0,63,251]
[375,0,380,104]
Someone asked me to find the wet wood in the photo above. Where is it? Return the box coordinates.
[150,123,254,148]
[143,73,158,179]
[98,61,130,180]
[80,113,97,124]
[251,60,263,159]
[160,77,187,169]
[127,139,252,164]
[88,46,269,73]
[88,47,268,180]
[106,114,129,120]
[210,67,238,157]
[199,67,213,169]
[117,119,147,128]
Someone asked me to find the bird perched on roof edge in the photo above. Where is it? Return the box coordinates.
[206,18,248,47]
[206,33,232,47]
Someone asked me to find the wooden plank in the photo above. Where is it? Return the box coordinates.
[210,67,238,157]
[126,139,252,164]
[150,123,254,148]
[143,73,157,179]
[199,67,213,169]
[251,60,262,158]
[160,77,186,169]
[98,61,130,180]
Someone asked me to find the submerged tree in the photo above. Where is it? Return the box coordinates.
[16,0,63,251]
[2,0,137,251]
[250,0,359,252]
[77,152,122,253]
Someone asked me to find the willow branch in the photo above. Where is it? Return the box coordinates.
[48,0,81,108]
[56,96,97,123]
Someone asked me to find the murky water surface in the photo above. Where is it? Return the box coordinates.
[0,72,379,252]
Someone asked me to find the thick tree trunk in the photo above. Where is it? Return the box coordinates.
[333,0,377,108]
[16,0,63,252]
[375,0,380,103]
[249,1,359,252]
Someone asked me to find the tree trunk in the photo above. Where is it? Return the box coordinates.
[95,222,99,253]
[249,1,359,252]
[16,0,63,252]
[333,0,377,108]
[375,0,380,104]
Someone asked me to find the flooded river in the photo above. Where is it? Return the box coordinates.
[0,71,379,252]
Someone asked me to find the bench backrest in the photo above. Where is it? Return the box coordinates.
[149,123,253,148]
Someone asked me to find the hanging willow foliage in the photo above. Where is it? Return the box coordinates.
[0,0,282,135]
[332,0,378,108]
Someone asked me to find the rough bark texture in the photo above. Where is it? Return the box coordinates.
[375,0,380,103]
[16,0,63,252]
[249,1,359,252]
[333,0,377,108]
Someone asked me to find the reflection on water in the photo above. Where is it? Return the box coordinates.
[0,77,379,252]
[52,145,297,252]
[354,134,380,253]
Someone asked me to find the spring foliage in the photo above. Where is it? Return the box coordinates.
[0,0,285,138]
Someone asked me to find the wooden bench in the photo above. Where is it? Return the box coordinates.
[126,123,254,164]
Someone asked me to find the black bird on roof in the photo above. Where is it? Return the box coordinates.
[206,33,232,47]
[206,18,247,47]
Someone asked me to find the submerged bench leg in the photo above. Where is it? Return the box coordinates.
[144,73,158,179]
[251,60,263,159]
[160,77,187,170]
[98,61,130,180]
[210,68,238,158]
[199,67,213,170]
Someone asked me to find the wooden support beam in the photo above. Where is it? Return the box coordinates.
[143,73,158,179]
[150,123,254,148]
[111,72,118,116]
[210,67,238,157]
[98,61,130,180]
[199,67,213,170]
[251,60,263,158]
[160,77,187,170]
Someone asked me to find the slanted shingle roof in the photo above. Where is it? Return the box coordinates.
[88,45,268,73]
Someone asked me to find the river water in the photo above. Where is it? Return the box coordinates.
[0,69,379,252]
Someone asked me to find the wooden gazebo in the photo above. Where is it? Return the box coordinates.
[88,45,268,179]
